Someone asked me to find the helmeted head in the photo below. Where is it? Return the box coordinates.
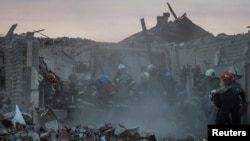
[147,64,155,70]
[205,68,215,78]
[47,73,56,82]
[97,74,109,84]
[221,71,235,85]
[117,64,126,70]
[146,64,157,74]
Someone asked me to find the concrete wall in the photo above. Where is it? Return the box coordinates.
[1,38,39,112]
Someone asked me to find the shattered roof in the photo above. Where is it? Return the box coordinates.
[120,15,214,44]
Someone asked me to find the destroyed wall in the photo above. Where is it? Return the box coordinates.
[176,33,250,84]
[39,41,168,83]
[0,38,39,112]
[39,33,250,85]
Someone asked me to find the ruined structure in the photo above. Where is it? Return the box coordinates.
[0,4,249,138]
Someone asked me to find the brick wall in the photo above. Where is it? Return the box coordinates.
[2,38,39,112]
[4,39,27,111]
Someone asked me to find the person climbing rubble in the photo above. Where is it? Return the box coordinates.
[112,64,136,103]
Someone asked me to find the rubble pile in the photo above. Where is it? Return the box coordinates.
[0,107,208,141]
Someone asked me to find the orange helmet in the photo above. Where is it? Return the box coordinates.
[47,73,56,82]
[220,71,234,82]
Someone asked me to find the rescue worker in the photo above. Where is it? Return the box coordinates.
[112,64,136,102]
[212,71,246,125]
[205,68,221,124]
[228,66,248,123]
[39,72,57,107]
[88,74,115,109]
[190,65,207,95]
[139,64,164,99]
[189,65,208,125]
[65,73,85,120]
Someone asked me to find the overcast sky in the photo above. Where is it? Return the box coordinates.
[1,0,249,42]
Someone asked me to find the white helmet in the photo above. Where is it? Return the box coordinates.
[147,64,155,71]
[117,64,126,70]
[205,68,215,77]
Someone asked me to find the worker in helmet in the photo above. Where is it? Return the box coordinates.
[64,73,85,120]
[228,66,248,122]
[87,74,115,109]
[213,71,246,125]
[139,64,164,99]
[204,68,221,124]
[112,64,136,103]
[190,64,207,97]
[39,72,58,107]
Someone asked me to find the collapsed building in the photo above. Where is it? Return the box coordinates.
[0,3,250,140]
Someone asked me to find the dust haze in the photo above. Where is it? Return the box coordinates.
[69,89,207,138]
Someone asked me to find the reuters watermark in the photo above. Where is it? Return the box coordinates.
[208,125,250,140]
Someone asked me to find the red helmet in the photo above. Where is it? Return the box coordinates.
[221,71,234,82]
[47,73,56,82]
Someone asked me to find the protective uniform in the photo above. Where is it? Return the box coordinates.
[65,74,85,120]
[205,68,221,124]
[39,72,58,107]
[113,64,136,101]
[139,64,164,99]
[213,71,246,125]
[88,74,115,109]
[191,65,207,97]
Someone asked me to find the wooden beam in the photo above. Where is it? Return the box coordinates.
[140,18,153,63]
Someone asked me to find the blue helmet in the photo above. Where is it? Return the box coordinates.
[97,74,109,83]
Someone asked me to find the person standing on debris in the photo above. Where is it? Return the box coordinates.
[205,68,221,124]
[212,71,247,125]
[112,64,136,102]
[65,73,85,120]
